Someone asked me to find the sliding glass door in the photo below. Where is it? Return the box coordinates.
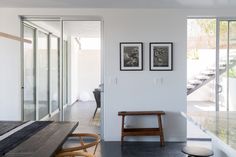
[23,23,60,120]
[50,35,60,113]
[37,31,49,119]
[228,21,236,111]
[218,20,236,111]
[187,18,236,112]
[187,18,216,111]
[63,40,68,107]
[23,25,36,120]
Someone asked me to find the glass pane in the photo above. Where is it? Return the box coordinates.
[63,40,68,106]
[219,21,228,111]
[229,21,236,111]
[24,25,36,120]
[187,19,216,111]
[38,31,49,119]
[50,35,59,112]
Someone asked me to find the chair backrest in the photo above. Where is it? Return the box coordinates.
[56,151,94,157]
[93,89,101,108]
[56,133,100,156]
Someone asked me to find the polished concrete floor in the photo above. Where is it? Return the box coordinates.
[52,101,212,157]
[51,101,100,134]
[65,139,211,157]
[100,142,186,157]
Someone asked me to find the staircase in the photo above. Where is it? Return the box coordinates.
[187,54,236,95]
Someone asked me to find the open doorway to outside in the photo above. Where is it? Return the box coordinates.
[187,18,236,139]
[21,16,102,134]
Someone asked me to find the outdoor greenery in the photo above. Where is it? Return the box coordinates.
[188,19,230,60]
[187,48,199,59]
[229,68,236,78]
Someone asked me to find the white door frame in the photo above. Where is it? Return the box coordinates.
[20,15,105,139]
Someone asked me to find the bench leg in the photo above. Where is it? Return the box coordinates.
[158,115,165,146]
[121,135,124,143]
[121,115,125,144]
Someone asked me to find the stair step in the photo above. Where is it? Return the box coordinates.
[208,67,216,70]
[188,80,202,85]
[229,52,236,57]
[195,75,210,81]
[201,70,215,76]
[229,56,236,60]
[187,84,195,89]
[230,59,236,64]
[187,53,236,95]
[219,62,227,68]
[219,66,226,70]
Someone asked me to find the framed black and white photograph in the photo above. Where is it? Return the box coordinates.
[149,42,173,71]
[120,42,143,71]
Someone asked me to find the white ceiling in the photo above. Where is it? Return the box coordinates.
[1,0,236,8]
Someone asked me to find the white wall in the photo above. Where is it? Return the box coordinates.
[0,38,21,120]
[0,10,21,120]
[69,37,101,103]
[1,8,236,141]
[70,36,80,104]
[77,49,101,101]
[103,10,187,141]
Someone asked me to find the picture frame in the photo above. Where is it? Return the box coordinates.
[120,42,143,71]
[149,42,173,71]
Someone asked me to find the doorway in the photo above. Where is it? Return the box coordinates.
[187,18,236,112]
[187,18,236,139]
[21,16,103,135]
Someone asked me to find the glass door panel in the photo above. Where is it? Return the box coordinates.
[23,25,36,120]
[218,20,236,111]
[187,19,216,111]
[228,21,236,111]
[218,21,228,111]
[50,35,60,113]
[63,40,68,106]
[37,31,49,119]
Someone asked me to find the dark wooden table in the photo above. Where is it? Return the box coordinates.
[118,111,165,146]
[0,121,78,157]
[0,121,26,136]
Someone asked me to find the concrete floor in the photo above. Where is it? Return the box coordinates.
[51,101,213,157]
[51,101,100,134]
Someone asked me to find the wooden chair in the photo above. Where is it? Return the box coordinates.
[56,133,100,157]
[55,151,94,157]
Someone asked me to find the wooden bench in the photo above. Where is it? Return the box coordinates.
[118,111,165,146]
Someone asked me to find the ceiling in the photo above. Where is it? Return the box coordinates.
[1,0,236,8]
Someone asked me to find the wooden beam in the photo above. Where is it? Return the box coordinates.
[0,32,32,44]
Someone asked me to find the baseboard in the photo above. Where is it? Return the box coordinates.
[70,99,79,106]
[187,138,212,141]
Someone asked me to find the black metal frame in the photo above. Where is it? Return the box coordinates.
[149,42,173,71]
[120,42,143,71]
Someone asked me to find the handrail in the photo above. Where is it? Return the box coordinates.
[0,32,32,44]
